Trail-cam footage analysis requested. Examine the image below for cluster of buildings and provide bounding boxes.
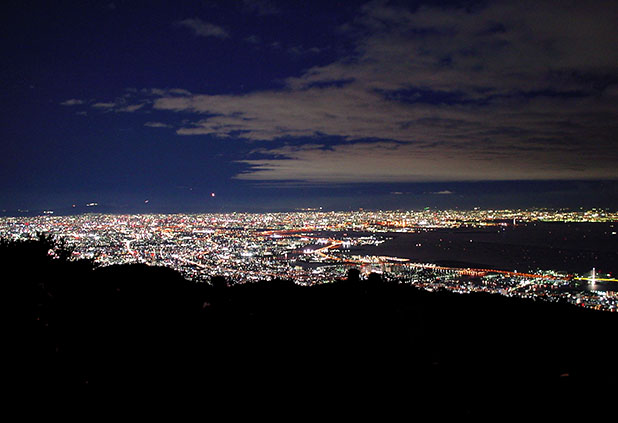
[1,209,616,311]
[383,264,617,312]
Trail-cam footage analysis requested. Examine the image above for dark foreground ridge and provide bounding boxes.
[4,236,617,415]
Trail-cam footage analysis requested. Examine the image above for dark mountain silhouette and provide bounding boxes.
[4,235,616,416]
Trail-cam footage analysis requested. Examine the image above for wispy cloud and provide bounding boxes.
[176,18,229,39]
[287,45,323,56]
[144,121,172,128]
[60,98,84,106]
[90,100,145,112]
[244,34,261,44]
[92,102,116,109]
[118,103,144,112]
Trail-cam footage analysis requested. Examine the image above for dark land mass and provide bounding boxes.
[4,236,617,416]
[354,222,618,276]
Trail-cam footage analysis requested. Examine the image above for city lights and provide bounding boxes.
[1,208,616,311]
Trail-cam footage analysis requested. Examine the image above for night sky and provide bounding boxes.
[2,0,617,214]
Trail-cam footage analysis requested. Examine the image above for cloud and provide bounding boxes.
[140,88,192,97]
[118,103,144,112]
[90,100,145,112]
[244,34,261,44]
[288,0,618,94]
[431,190,454,195]
[60,99,84,106]
[176,18,229,39]
[77,88,191,117]
[144,121,172,128]
[92,102,116,109]
[234,141,616,183]
[287,45,324,56]
[94,1,618,183]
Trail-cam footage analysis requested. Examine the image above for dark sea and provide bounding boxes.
[330,222,618,277]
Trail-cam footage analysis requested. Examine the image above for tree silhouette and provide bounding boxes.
[2,234,617,416]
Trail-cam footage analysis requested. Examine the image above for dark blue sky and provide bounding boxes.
[2,0,617,214]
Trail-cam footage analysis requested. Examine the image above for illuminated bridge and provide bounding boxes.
[574,268,618,283]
